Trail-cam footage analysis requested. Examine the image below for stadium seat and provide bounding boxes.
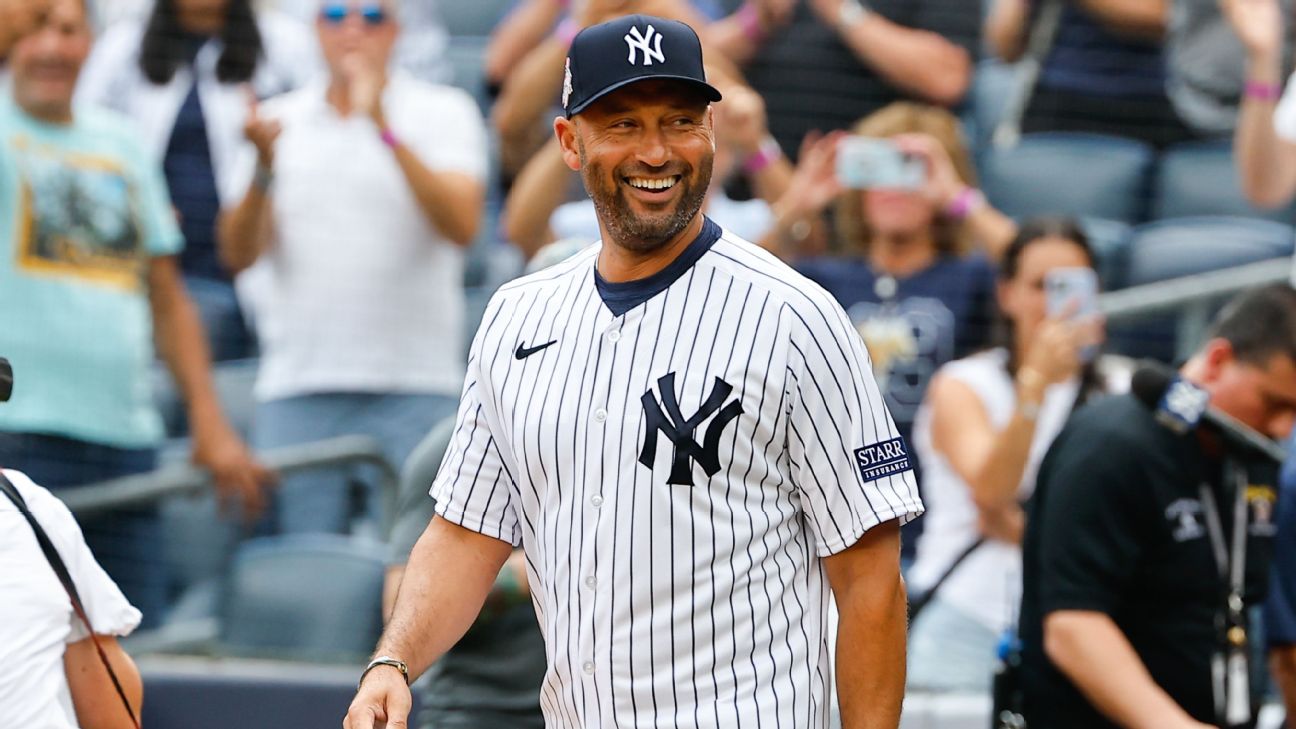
[967,60,1018,147]
[401,417,456,501]
[1106,216,1295,361]
[219,535,388,663]
[439,0,513,37]
[446,36,492,113]
[1152,140,1296,222]
[979,133,1156,224]
[1078,217,1133,290]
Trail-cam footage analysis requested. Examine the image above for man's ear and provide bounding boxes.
[1199,337,1237,384]
[554,117,583,172]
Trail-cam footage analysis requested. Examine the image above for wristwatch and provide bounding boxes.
[359,656,409,690]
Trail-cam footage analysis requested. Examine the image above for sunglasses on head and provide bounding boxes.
[319,3,388,26]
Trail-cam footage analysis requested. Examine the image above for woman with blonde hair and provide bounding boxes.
[767,101,1017,559]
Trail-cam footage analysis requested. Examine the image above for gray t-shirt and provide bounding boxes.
[389,431,547,729]
[1167,0,1295,134]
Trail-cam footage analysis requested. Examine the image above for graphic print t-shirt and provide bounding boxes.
[0,98,183,447]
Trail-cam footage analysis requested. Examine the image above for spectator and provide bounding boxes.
[0,0,270,627]
[274,0,451,84]
[77,0,318,362]
[988,0,1196,148]
[739,0,978,161]
[1165,0,1294,138]
[1018,284,1296,729]
[385,424,547,729]
[1,468,143,729]
[501,82,792,258]
[779,103,1014,477]
[1225,0,1296,207]
[218,0,487,535]
[906,218,1106,691]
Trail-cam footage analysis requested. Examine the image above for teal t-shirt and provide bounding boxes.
[0,97,183,448]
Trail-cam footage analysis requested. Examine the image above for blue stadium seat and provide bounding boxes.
[1152,141,1296,222]
[219,535,388,663]
[1078,217,1133,290]
[1107,217,1295,361]
[980,133,1156,223]
[968,60,1018,147]
[447,36,492,113]
[439,0,513,36]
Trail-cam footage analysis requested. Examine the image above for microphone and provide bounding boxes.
[1131,361,1287,463]
[0,358,10,403]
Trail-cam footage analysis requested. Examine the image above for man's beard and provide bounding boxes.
[578,142,713,254]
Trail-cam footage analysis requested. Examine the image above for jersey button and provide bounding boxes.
[590,494,604,508]
[593,408,607,422]
[608,330,621,343]
[582,662,595,675]
[584,576,597,589]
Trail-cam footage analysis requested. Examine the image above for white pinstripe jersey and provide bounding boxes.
[431,218,923,728]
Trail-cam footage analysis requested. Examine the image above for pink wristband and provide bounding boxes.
[944,187,985,220]
[379,127,400,149]
[743,137,782,175]
[735,2,765,43]
[555,18,580,47]
[1245,80,1283,102]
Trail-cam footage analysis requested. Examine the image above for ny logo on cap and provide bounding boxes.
[624,24,666,66]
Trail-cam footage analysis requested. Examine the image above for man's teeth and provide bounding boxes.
[628,177,678,191]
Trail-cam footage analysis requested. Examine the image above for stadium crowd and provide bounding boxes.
[5,0,1296,727]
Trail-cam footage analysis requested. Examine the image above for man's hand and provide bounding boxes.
[243,99,283,169]
[0,0,50,59]
[1221,0,1284,63]
[341,52,387,124]
[343,665,412,729]
[191,422,274,521]
[714,85,771,159]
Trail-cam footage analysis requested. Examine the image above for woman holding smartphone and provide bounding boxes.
[905,217,1107,691]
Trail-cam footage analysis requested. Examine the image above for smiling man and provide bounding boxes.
[346,14,921,729]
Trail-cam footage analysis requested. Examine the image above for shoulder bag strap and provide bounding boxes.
[0,471,141,729]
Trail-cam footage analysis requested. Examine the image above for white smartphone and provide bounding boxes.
[1044,268,1099,320]
[835,136,925,190]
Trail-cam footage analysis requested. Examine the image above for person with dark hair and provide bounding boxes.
[905,217,1107,691]
[76,0,317,361]
[1018,283,1296,728]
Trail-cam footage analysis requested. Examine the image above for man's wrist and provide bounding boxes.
[742,136,782,175]
[837,0,871,32]
[359,656,409,690]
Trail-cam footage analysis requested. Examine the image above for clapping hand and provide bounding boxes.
[1221,0,1284,62]
[243,96,283,169]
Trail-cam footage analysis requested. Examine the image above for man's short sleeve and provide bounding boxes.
[1274,72,1296,143]
[7,470,142,640]
[430,318,522,546]
[1032,428,1149,617]
[785,296,924,557]
[400,86,488,182]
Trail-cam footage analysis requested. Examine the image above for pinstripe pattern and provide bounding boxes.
[431,222,923,728]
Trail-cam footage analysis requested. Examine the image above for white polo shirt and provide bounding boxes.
[432,220,923,727]
[0,470,140,729]
[228,73,487,401]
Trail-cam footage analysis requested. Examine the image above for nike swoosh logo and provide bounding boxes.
[515,340,558,360]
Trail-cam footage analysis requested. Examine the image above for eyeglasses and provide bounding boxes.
[319,3,389,26]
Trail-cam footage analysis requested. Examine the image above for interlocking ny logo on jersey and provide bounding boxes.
[624,25,665,66]
[639,373,743,485]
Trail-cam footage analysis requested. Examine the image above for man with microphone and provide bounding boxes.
[1017,283,1296,729]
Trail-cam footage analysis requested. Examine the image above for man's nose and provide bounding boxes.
[1269,409,1296,442]
[635,127,670,168]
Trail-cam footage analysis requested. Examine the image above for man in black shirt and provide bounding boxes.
[1019,284,1296,729]
[739,0,979,161]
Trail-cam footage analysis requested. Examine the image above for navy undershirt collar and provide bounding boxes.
[594,217,722,317]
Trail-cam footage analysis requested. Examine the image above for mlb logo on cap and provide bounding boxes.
[563,14,723,117]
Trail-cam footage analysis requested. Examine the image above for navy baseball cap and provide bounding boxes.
[562,14,723,118]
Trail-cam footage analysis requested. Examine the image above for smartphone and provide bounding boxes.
[1044,268,1099,321]
[835,136,925,190]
